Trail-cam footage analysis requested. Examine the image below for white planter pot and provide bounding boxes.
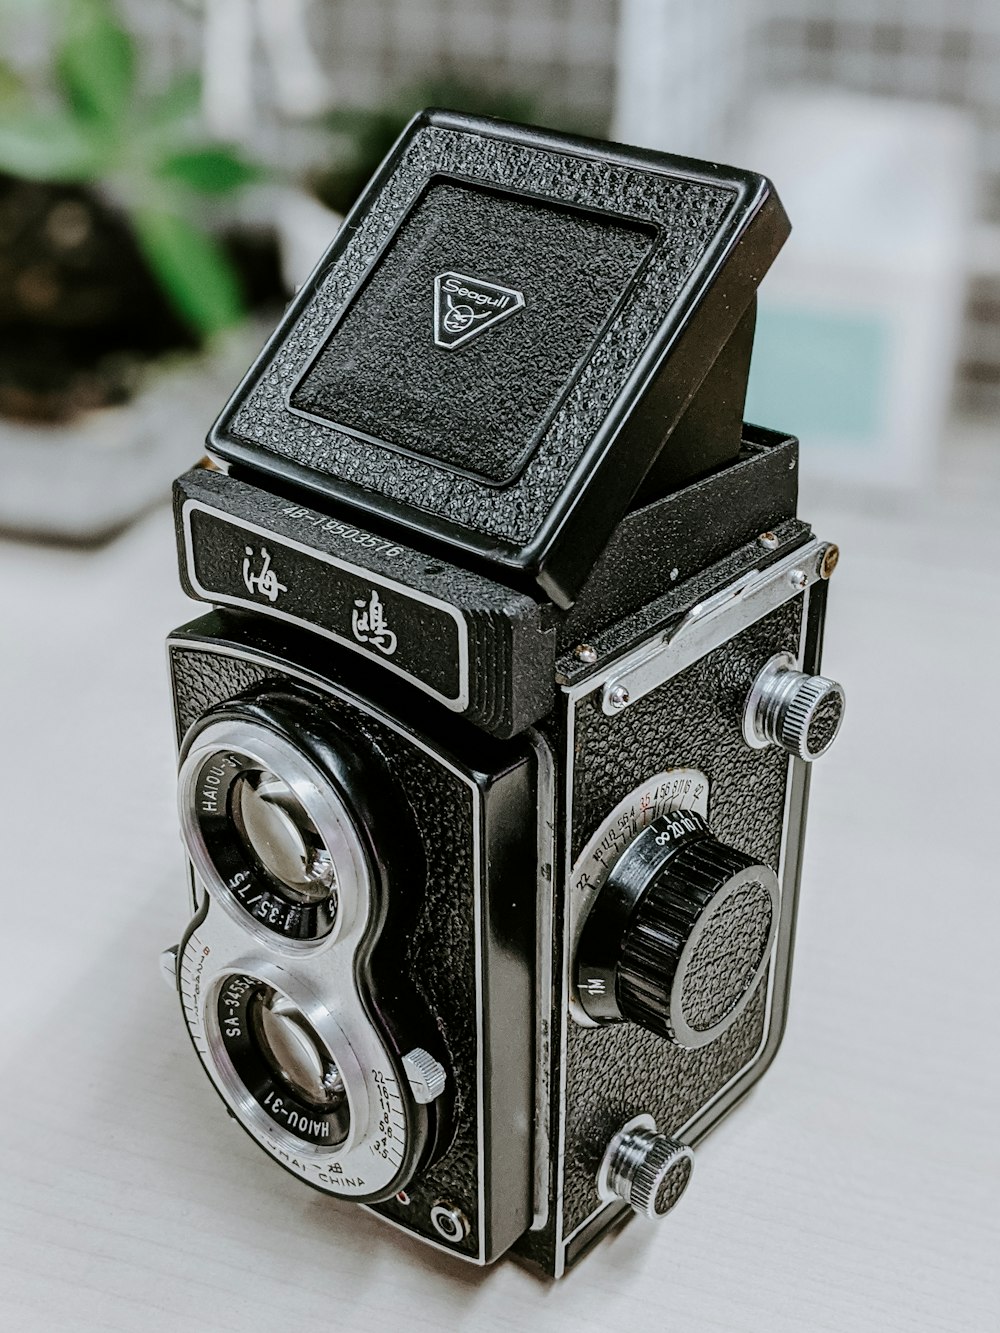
[0,322,268,542]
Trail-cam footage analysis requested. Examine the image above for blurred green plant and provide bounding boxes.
[314,80,541,215]
[0,0,262,338]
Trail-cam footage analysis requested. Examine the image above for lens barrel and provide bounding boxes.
[175,689,441,1206]
[215,974,351,1149]
[177,699,376,946]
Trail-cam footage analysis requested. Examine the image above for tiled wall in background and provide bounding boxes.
[756,0,1000,408]
[613,0,758,159]
[107,1,620,165]
[307,0,619,130]
[759,0,1000,218]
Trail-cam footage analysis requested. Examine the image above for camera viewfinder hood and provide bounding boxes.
[208,109,790,608]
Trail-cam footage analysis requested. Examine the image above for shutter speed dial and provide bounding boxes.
[575,809,778,1048]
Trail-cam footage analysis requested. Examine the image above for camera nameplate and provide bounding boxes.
[182,500,471,710]
[175,466,556,737]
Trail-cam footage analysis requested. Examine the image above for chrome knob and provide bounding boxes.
[401,1047,447,1104]
[743,653,845,760]
[598,1115,694,1220]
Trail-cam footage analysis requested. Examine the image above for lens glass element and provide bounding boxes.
[218,975,350,1148]
[233,769,335,904]
[253,991,345,1107]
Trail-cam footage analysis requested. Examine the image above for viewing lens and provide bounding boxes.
[233,769,336,904]
[184,744,346,942]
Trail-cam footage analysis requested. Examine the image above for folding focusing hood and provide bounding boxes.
[209,110,790,607]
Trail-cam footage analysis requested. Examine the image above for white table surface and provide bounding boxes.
[1,430,998,1332]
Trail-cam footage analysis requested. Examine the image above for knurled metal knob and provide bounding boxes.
[598,1116,694,1220]
[743,653,845,761]
[401,1047,447,1104]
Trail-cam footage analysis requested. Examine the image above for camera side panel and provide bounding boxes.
[513,593,811,1277]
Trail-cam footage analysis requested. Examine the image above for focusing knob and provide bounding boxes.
[743,653,845,760]
[598,1115,694,1220]
[575,810,778,1048]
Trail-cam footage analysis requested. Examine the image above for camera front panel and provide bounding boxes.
[167,615,548,1263]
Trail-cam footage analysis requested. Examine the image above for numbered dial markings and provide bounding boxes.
[569,768,709,1024]
[178,931,411,1198]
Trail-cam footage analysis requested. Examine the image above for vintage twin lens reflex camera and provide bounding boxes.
[161,111,846,1277]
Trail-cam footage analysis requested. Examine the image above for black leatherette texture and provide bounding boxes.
[169,640,484,1258]
[292,180,654,484]
[226,125,734,545]
[560,600,801,1240]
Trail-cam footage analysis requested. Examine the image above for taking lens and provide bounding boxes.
[218,975,351,1148]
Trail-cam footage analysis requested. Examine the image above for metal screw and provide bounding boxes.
[789,569,808,590]
[575,643,598,665]
[607,684,631,712]
[819,544,840,580]
[757,531,780,551]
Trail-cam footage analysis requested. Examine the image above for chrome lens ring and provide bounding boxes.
[178,716,369,950]
[204,966,369,1159]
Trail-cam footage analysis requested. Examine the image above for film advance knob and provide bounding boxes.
[743,653,845,760]
[575,811,779,1048]
[598,1116,694,1220]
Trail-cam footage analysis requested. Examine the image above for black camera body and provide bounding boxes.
[163,111,844,1277]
